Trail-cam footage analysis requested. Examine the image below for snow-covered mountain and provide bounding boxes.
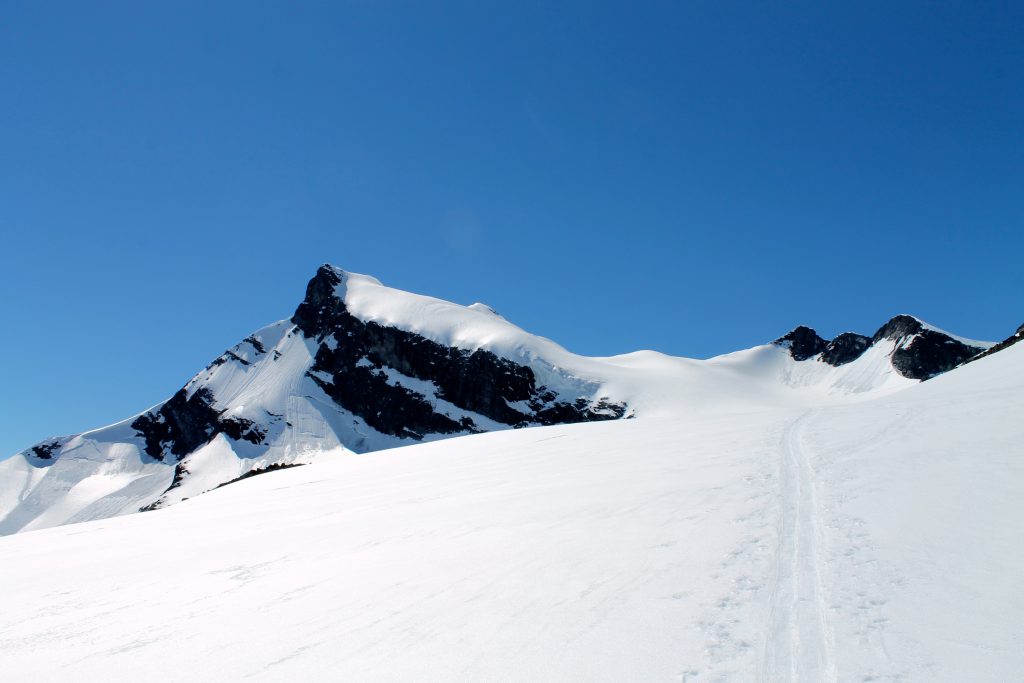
[0,265,999,535]
[772,314,993,379]
[1,297,1021,681]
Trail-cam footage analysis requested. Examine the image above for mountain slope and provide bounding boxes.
[0,266,998,535]
[0,332,1020,681]
[963,321,1024,365]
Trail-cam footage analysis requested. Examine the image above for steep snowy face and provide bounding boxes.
[773,314,993,380]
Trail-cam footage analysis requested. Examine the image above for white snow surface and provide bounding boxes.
[0,335,1021,681]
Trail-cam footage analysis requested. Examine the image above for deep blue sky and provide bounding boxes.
[2,1,1021,456]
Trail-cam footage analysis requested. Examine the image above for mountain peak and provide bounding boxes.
[772,314,994,380]
[773,326,828,361]
[870,314,992,380]
[820,332,873,366]
[317,262,345,276]
[304,265,384,309]
[873,314,925,342]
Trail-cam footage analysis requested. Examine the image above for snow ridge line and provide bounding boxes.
[762,410,837,683]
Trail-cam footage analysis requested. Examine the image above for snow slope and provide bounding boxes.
[0,340,1020,681]
[8,266,977,537]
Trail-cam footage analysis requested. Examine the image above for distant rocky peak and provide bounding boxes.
[773,326,828,361]
[774,313,992,381]
[123,263,628,511]
[872,314,925,342]
[289,265,626,440]
[291,264,348,339]
[874,315,988,380]
[820,332,872,367]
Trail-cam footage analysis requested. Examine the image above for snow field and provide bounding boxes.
[1,346,1021,680]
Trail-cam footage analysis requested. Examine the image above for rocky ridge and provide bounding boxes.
[773,314,991,380]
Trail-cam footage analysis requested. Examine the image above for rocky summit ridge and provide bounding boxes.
[773,314,993,380]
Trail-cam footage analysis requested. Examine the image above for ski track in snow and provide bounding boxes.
[762,410,836,683]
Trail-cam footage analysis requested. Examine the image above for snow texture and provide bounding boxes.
[0,336,1021,681]
[0,267,1019,680]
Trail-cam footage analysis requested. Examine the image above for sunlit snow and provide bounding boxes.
[0,271,1019,681]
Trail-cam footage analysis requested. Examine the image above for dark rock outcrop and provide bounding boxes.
[214,462,306,490]
[120,263,625,506]
[30,440,61,462]
[820,332,872,367]
[292,265,626,440]
[774,314,989,380]
[28,439,65,462]
[131,387,266,462]
[775,326,875,367]
[773,326,828,361]
[872,314,925,343]
[873,315,986,380]
[242,335,267,354]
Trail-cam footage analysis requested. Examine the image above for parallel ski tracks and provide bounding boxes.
[762,410,836,683]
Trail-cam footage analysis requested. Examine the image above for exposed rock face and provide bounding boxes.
[292,266,627,440]
[773,326,828,361]
[887,331,981,380]
[29,439,66,462]
[874,315,986,380]
[131,387,265,462]
[820,332,872,366]
[127,264,625,473]
[775,314,989,380]
[872,314,924,343]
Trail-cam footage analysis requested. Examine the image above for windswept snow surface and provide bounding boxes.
[1,341,1021,680]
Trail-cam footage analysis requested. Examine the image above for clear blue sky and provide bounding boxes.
[2,1,1021,456]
